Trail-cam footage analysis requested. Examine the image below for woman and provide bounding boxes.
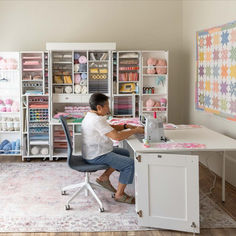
[81,93,144,204]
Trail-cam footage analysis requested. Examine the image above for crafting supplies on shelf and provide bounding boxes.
[119,72,138,81]
[53,125,73,157]
[113,96,133,116]
[52,51,73,94]
[141,51,168,122]
[21,52,44,95]
[74,51,88,94]
[112,52,117,94]
[0,52,21,156]
[0,115,20,132]
[21,69,50,160]
[117,51,140,96]
[29,109,48,122]
[44,52,49,94]
[88,51,109,94]
[50,49,111,95]
[119,82,139,94]
[28,96,49,123]
[0,138,21,154]
[52,104,90,122]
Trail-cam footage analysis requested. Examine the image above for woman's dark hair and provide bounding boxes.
[89,93,109,111]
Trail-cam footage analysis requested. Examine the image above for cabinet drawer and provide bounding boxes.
[52,94,90,103]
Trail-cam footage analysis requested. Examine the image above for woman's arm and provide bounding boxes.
[110,125,125,131]
[105,126,144,141]
[110,124,138,131]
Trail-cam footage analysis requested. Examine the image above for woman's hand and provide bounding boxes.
[134,126,144,134]
[126,124,136,129]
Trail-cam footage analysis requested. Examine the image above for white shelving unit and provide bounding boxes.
[20,51,50,161]
[111,51,141,117]
[46,43,116,159]
[0,46,168,160]
[0,52,21,156]
[140,51,168,122]
[111,50,168,121]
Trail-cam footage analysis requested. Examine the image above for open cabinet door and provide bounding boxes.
[135,153,199,233]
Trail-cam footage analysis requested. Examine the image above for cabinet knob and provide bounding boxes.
[157,155,162,158]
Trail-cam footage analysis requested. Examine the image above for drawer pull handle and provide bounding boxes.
[157,155,162,158]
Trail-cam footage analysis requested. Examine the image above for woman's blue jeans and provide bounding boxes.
[86,147,134,185]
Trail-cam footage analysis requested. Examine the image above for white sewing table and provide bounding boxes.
[124,126,236,233]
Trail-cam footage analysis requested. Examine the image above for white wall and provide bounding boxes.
[182,0,236,187]
[0,0,184,123]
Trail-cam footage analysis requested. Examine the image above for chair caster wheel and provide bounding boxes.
[61,191,66,195]
[111,193,115,198]
[65,205,70,210]
[99,207,105,212]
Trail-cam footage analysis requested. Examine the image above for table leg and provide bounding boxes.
[222,151,226,203]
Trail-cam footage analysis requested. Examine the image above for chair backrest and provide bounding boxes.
[59,116,73,162]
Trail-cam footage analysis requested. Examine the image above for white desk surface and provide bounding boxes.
[126,126,236,153]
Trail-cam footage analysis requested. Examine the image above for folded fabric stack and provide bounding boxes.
[64,105,90,118]
[0,139,20,154]
[114,97,132,115]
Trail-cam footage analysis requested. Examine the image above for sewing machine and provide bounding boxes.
[140,115,167,143]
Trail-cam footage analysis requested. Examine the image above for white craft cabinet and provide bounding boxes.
[0,47,169,160]
[50,50,111,96]
[111,51,141,117]
[0,52,21,156]
[47,43,115,159]
[111,50,168,122]
[20,51,50,161]
[135,152,199,233]
[140,51,168,122]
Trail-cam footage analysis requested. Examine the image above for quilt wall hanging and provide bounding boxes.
[196,20,236,121]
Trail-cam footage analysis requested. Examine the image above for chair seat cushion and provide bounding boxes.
[68,155,108,172]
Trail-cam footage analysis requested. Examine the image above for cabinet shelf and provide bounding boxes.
[0,131,20,133]
[0,69,18,72]
[119,70,139,72]
[142,93,167,96]
[0,112,20,114]
[23,69,43,71]
[143,66,167,68]
[22,57,42,60]
[142,110,167,113]
[143,74,167,76]
[89,60,109,62]
[53,62,72,64]
[22,79,43,82]
[29,142,49,145]
[118,81,139,83]
[52,83,72,85]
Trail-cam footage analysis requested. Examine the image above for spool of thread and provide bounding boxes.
[40,147,49,155]
[153,112,157,119]
[142,139,150,147]
[80,79,87,86]
[81,72,87,80]
[65,86,72,94]
[79,55,87,64]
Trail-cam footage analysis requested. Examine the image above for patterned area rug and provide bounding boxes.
[0,162,235,232]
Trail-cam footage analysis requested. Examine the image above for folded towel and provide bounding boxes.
[0,139,9,152]
[3,142,12,154]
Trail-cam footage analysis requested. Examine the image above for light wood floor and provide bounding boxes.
[1,157,236,236]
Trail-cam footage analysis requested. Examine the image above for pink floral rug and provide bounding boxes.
[0,162,235,232]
